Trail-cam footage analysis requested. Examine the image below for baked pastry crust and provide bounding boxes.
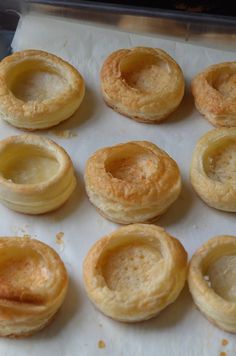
[83,224,188,322]
[192,62,236,127]
[190,128,236,212]
[188,235,236,333]
[0,49,85,130]
[100,47,185,123]
[85,141,181,224]
[0,236,68,337]
[0,134,76,214]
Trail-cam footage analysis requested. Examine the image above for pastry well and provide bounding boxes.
[0,237,68,337]
[83,224,188,322]
[85,141,182,224]
[188,235,236,333]
[100,47,185,123]
[0,49,85,130]
[0,134,76,214]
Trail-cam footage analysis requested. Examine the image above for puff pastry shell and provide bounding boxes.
[0,134,76,214]
[190,128,236,212]
[0,49,85,130]
[85,141,181,224]
[188,235,236,333]
[100,47,185,123]
[0,236,68,337]
[83,224,188,322]
[192,62,236,127]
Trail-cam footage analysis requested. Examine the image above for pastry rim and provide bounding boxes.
[188,235,236,332]
[85,140,181,224]
[0,134,73,194]
[191,61,236,127]
[190,128,236,212]
[0,236,68,337]
[100,46,185,123]
[0,49,85,129]
[0,134,77,214]
[83,224,188,322]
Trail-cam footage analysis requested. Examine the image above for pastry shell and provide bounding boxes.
[85,141,182,224]
[190,128,236,212]
[188,235,236,333]
[192,62,236,127]
[83,224,188,322]
[0,236,68,337]
[0,49,85,130]
[100,47,185,123]
[0,134,76,214]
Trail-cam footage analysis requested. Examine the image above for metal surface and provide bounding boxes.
[24,3,236,51]
[0,0,235,60]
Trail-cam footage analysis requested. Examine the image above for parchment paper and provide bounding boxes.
[0,12,235,356]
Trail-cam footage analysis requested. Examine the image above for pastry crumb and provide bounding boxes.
[221,339,229,346]
[22,234,32,239]
[51,129,77,139]
[220,352,227,356]
[56,232,64,245]
[98,340,106,349]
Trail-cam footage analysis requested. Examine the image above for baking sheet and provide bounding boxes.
[0,12,235,356]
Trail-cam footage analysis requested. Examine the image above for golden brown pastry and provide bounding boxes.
[0,236,68,337]
[190,128,236,212]
[85,141,181,224]
[83,224,188,322]
[0,49,85,130]
[192,62,236,127]
[0,134,76,214]
[188,235,236,333]
[100,47,185,123]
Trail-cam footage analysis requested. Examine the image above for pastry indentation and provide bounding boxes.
[204,139,236,184]
[120,52,170,93]
[0,246,49,303]
[207,255,236,302]
[212,70,236,99]
[10,68,66,102]
[105,144,158,183]
[101,242,163,292]
[0,144,59,184]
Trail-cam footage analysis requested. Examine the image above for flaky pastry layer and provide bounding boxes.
[0,134,76,214]
[83,224,188,322]
[192,62,236,127]
[85,141,181,224]
[190,128,236,212]
[0,49,85,130]
[100,47,185,123]
[0,237,68,337]
[188,235,236,333]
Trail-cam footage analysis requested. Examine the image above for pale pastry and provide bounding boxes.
[100,47,185,123]
[188,235,236,333]
[0,134,76,214]
[0,49,85,130]
[85,141,181,224]
[190,128,236,212]
[0,236,68,337]
[192,62,236,127]
[83,224,188,322]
